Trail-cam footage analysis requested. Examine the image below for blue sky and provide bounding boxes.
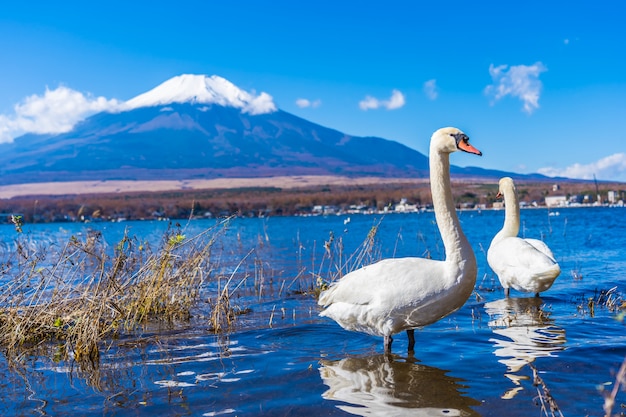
[1,1,625,181]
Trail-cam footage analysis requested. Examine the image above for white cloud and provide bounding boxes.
[358,89,405,111]
[0,75,281,143]
[242,91,276,115]
[538,153,626,182]
[386,90,405,109]
[484,62,547,114]
[295,98,309,108]
[358,95,380,110]
[0,85,120,143]
[423,79,438,100]
[295,98,321,108]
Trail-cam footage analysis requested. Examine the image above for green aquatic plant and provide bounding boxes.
[168,233,186,246]
[10,214,23,233]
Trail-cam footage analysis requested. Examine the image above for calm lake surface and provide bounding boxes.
[0,206,625,416]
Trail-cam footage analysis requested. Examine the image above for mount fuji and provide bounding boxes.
[0,74,544,186]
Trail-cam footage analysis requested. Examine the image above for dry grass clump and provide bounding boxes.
[0,212,387,368]
[207,248,255,333]
[575,286,626,318]
[0,217,233,364]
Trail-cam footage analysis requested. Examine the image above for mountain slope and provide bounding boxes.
[0,74,549,186]
[0,104,435,184]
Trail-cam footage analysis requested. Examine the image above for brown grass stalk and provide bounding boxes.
[312,217,384,296]
[602,356,626,417]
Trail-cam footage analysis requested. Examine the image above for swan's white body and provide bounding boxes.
[487,177,560,296]
[318,127,481,351]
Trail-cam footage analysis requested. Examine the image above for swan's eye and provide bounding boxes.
[451,133,470,147]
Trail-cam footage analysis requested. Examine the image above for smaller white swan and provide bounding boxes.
[487,177,560,297]
[318,127,482,352]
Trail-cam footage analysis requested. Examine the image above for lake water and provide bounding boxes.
[0,206,625,416]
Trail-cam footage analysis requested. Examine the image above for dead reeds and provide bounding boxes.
[530,363,564,417]
[0,211,387,370]
[0,217,233,365]
[575,286,626,318]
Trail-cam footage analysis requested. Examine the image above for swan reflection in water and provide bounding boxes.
[485,297,566,399]
[319,354,481,416]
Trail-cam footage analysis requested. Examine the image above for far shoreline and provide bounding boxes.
[1,175,624,200]
[0,175,623,223]
[0,176,434,200]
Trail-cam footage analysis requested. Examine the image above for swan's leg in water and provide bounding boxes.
[384,335,393,352]
[407,329,415,352]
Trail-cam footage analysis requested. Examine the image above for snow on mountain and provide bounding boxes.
[0,74,277,143]
[122,74,277,115]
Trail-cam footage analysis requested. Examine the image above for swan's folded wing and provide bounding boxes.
[488,237,560,293]
[318,257,445,308]
[318,270,375,307]
[489,237,554,270]
[524,238,557,262]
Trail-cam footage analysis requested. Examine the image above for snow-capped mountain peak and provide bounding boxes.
[123,74,277,115]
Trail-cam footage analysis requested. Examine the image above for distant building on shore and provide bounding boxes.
[394,198,418,213]
[545,196,568,207]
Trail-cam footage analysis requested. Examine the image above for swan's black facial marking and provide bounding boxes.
[450,132,482,155]
[450,132,470,149]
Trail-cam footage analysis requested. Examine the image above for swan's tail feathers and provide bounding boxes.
[533,263,561,290]
[542,263,561,280]
[317,284,338,308]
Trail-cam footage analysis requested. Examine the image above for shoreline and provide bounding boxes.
[0,176,433,199]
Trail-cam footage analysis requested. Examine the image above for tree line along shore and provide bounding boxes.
[0,179,624,224]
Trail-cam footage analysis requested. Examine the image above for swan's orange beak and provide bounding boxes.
[495,191,503,199]
[458,140,482,156]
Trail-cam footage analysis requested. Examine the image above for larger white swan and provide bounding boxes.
[487,177,561,297]
[318,127,482,352]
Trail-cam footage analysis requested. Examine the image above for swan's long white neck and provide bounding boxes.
[494,183,520,242]
[429,147,475,267]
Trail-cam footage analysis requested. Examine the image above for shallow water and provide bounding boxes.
[0,207,625,416]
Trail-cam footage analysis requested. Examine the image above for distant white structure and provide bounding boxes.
[608,191,618,204]
[569,195,583,204]
[394,198,418,212]
[545,196,567,207]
